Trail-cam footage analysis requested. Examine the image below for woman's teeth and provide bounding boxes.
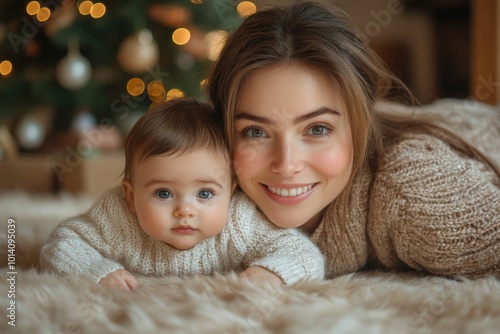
[267,184,313,197]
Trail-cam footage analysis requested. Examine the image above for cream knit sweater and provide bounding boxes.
[41,189,325,285]
[311,99,500,278]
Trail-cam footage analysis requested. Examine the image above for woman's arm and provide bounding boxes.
[368,135,500,277]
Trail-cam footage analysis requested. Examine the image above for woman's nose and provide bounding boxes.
[174,202,194,218]
[270,138,304,177]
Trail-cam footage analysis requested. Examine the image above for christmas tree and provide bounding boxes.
[0,0,254,155]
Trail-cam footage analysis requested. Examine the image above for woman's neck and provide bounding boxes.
[300,210,324,235]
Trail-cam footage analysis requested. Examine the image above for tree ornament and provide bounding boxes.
[118,29,159,74]
[56,42,92,90]
[15,115,45,150]
[71,110,97,132]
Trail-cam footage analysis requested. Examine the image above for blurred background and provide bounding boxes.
[0,0,498,198]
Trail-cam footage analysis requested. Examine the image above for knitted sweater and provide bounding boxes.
[41,189,325,285]
[311,99,500,278]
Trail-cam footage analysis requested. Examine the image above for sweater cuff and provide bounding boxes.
[251,254,324,285]
[82,258,124,283]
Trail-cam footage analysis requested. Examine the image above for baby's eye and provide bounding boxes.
[156,190,172,199]
[197,190,214,199]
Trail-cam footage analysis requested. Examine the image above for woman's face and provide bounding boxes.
[233,64,353,232]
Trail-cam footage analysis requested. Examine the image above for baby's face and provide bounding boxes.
[123,148,233,250]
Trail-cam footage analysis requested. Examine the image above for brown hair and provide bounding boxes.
[207,1,499,223]
[123,98,228,179]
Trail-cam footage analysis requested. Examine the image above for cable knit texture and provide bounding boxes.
[40,189,325,285]
[311,99,500,278]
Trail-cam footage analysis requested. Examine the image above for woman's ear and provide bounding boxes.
[121,178,136,212]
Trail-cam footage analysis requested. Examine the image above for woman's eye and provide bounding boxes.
[242,127,267,138]
[156,190,172,199]
[307,125,331,137]
[198,190,214,199]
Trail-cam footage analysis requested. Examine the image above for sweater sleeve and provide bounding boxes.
[226,192,325,285]
[368,135,500,277]
[40,187,129,282]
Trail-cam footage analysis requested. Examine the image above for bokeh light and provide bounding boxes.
[26,1,40,15]
[0,60,13,76]
[90,2,106,18]
[79,1,93,15]
[127,78,145,96]
[172,28,191,46]
[147,80,167,102]
[167,88,184,100]
[237,1,256,17]
[205,30,228,61]
[36,7,51,22]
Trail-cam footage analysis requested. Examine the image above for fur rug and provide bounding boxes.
[1,191,499,333]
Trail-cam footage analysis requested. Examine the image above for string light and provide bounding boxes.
[205,30,227,61]
[172,28,191,46]
[167,88,184,100]
[147,80,167,103]
[36,7,51,22]
[127,78,145,96]
[79,1,93,15]
[26,1,40,15]
[237,1,257,17]
[0,60,13,76]
[90,2,106,18]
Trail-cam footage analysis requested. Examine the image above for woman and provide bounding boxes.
[207,0,500,278]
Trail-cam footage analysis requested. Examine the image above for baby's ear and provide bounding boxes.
[121,178,136,212]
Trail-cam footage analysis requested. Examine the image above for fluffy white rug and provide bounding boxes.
[1,191,499,333]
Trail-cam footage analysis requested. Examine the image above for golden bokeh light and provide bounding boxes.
[172,28,191,46]
[0,60,13,76]
[147,80,167,102]
[205,30,228,61]
[26,1,41,15]
[237,1,257,17]
[199,79,207,88]
[79,1,93,15]
[191,0,203,3]
[90,2,106,18]
[167,88,184,100]
[127,78,145,96]
[36,7,51,22]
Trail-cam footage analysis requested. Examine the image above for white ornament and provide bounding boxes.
[118,29,159,74]
[16,116,45,150]
[72,110,97,132]
[56,46,92,90]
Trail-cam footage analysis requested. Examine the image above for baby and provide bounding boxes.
[40,98,325,290]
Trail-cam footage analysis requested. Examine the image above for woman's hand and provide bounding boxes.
[239,266,284,285]
[99,269,139,291]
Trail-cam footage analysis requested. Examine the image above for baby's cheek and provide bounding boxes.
[204,208,230,238]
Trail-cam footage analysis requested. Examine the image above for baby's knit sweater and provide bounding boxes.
[311,99,500,278]
[41,189,325,285]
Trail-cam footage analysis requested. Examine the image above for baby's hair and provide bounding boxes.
[123,98,229,179]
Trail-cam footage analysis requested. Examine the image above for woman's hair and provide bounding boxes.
[123,98,228,179]
[206,0,499,222]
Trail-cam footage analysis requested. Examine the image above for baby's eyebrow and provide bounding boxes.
[235,107,340,126]
[196,179,224,189]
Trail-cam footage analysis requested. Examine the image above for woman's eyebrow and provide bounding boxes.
[235,107,340,125]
